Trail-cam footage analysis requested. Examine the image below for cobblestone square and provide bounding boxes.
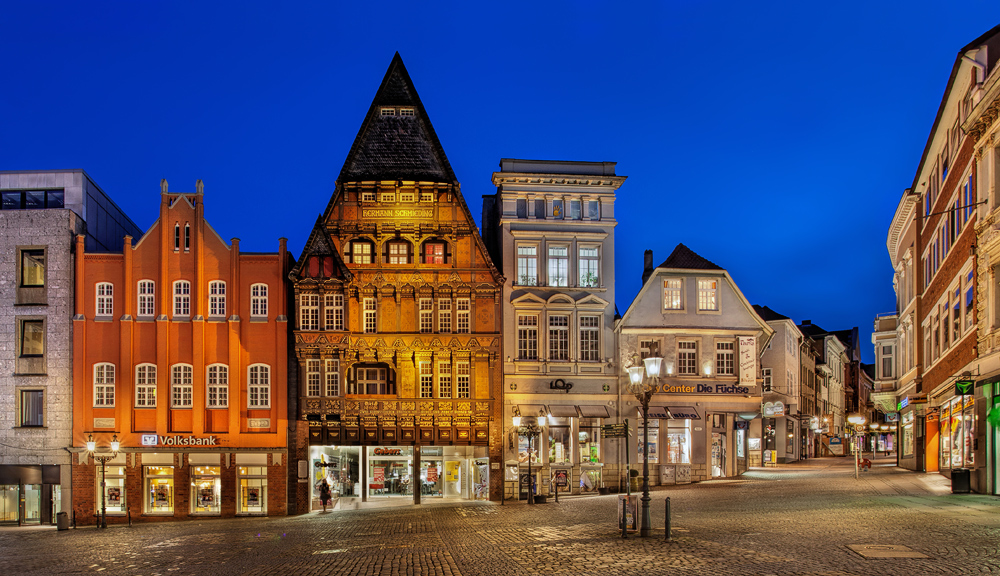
[2,456,998,575]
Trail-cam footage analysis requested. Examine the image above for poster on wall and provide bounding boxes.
[738,336,756,387]
[552,469,568,487]
[246,487,260,507]
[107,487,121,506]
[199,488,215,507]
[155,485,170,506]
[426,466,438,483]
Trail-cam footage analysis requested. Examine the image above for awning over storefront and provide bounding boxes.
[516,405,547,418]
[577,405,610,418]
[665,406,700,420]
[548,405,579,418]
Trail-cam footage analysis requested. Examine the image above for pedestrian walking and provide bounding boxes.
[320,481,331,512]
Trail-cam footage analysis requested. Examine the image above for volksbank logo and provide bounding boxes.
[140,434,218,447]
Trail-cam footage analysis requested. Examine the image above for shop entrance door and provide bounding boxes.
[22,485,41,524]
[711,434,725,478]
[0,485,17,524]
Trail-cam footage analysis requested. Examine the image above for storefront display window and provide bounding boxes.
[580,468,601,492]
[579,418,601,463]
[473,458,490,500]
[100,466,126,514]
[144,466,174,514]
[238,466,267,514]
[311,446,360,509]
[517,434,540,464]
[367,446,412,498]
[637,414,659,464]
[191,466,221,515]
[941,406,952,468]
[665,419,690,464]
[943,397,975,468]
[902,412,914,457]
[548,417,571,464]
[420,447,442,497]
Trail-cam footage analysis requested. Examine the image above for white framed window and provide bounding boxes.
[380,107,395,116]
[419,361,433,398]
[135,364,156,407]
[678,341,697,375]
[579,315,600,361]
[578,246,599,287]
[456,361,470,398]
[138,280,156,317]
[663,278,683,310]
[248,365,270,408]
[715,341,735,376]
[171,364,193,408]
[548,315,569,360]
[387,241,410,264]
[363,297,377,333]
[399,191,415,202]
[350,240,373,264]
[250,284,268,318]
[457,298,470,333]
[306,359,321,397]
[880,345,894,379]
[399,108,414,117]
[325,359,340,396]
[354,365,391,395]
[173,281,191,317]
[420,191,434,202]
[517,245,538,286]
[438,361,452,398]
[438,298,452,333]
[208,281,226,318]
[697,279,718,311]
[325,293,344,330]
[94,363,115,407]
[96,282,114,317]
[207,364,228,408]
[419,298,433,333]
[763,368,773,391]
[422,241,447,264]
[548,245,568,286]
[380,192,395,203]
[361,190,376,202]
[300,293,319,330]
[517,315,538,360]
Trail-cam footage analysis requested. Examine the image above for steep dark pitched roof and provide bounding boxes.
[797,321,828,339]
[753,305,790,322]
[861,363,875,379]
[658,243,723,271]
[288,215,352,282]
[337,53,457,184]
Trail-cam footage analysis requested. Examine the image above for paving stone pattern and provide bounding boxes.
[1,456,998,575]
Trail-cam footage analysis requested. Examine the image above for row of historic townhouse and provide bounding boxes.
[879,23,1000,494]
[2,54,868,527]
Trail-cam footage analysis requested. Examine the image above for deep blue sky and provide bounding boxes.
[5,2,1000,364]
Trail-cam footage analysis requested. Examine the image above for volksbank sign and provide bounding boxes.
[141,434,219,447]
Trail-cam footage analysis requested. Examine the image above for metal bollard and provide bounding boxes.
[665,497,672,541]
[621,499,628,539]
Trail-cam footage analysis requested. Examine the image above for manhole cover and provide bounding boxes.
[847,544,929,558]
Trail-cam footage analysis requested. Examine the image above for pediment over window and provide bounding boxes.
[511,293,547,306]
[576,294,610,308]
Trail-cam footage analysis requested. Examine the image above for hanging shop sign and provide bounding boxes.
[738,336,757,387]
[885,413,899,423]
[762,401,785,417]
[955,380,974,396]
[141,434,219,447]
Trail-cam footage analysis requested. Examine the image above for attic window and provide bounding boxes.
[420,192,434,202]
[361,190,376,202]
[399,192,414,203]
[380,107,396,116]
[399,108,414,117]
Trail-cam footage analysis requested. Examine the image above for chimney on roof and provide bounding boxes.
[642,250,653,284]
[802,320,811,325]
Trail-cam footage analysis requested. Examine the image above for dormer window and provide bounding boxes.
[380,107,396,116]
[400,108,414,117]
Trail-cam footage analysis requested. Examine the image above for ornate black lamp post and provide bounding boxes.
[86,433,119,529]
[513,410,546,504]
[626,355,662,538]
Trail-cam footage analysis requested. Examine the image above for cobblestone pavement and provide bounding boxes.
[2,455,999,575]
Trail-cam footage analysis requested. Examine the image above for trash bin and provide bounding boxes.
[951,468,971,494]
[56,511,69,531]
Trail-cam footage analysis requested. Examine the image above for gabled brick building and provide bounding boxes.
[72,180,291,524]
[290,54,503,512]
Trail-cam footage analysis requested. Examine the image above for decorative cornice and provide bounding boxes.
[492,173,627,189]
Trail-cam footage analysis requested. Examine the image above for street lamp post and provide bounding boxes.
[626,355,663,538]
[846,414,866,480]
[86,433,120,529]
[513,411,546,504]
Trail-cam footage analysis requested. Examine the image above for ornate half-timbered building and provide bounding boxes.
[291,54,503,512]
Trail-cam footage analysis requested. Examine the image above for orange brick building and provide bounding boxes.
[290,54,504,511]
[72,180,291,524]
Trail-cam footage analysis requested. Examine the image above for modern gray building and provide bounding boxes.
[482,159,626,497]
[0,170,141,526]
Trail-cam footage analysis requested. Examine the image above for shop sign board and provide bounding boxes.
[738,336,756,387]
[762,401,784,417]
[373,448,403,456]
[660,383,753,394]
[885,413,898,423]
[601,423,630,438]
[141,434,219,447]
[955,380,974,396]
[553,469,569,487]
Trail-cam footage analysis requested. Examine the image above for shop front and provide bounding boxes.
[0,465,61,526]
[308,445,488,509]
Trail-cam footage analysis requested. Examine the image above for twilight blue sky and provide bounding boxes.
[5,2,1000,364]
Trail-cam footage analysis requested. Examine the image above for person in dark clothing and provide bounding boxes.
[319,481,331,512]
